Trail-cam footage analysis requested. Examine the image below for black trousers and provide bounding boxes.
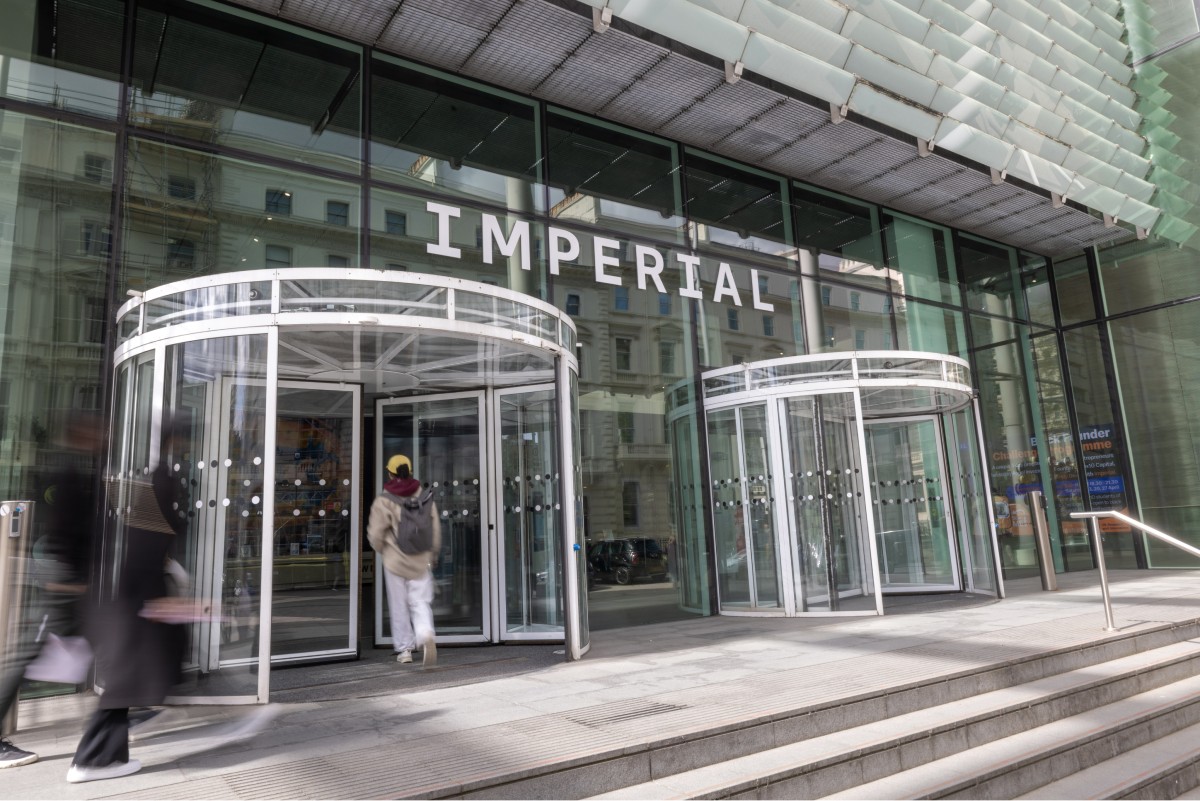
[73,708,129,767]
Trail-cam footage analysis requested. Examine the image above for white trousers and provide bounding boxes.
[382,569,434,652]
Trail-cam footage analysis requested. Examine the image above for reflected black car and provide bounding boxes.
[587,538,668,585]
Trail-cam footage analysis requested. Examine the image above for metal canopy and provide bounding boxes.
[227,0,1135,258]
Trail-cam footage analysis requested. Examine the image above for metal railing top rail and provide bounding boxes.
[1070,510,1200,631]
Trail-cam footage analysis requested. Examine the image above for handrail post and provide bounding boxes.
[1088,516,1117,632]
[1029,491,1057,591]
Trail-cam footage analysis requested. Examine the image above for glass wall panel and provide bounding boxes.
[895,298,966,357]
[0,113,112,510]
[1029,332,1087,571]
[793,185,883,268]
[569,239,695,629]
[369,187,544,295]
[668,390,711,615]
[882,212,958,305]
[696,261,802,369]
[1109,306,1200,566]
[546,110,681,242]
[959,236,1024,320]
[1062,326,1136,568]
[131,0,361,172]
[972,322,1041,578]
[808,278,894,355]
[1098,239,1200,316]
[943,407,997,593]
[0,0,124,118]
[123,139,360,292]
[684,152,790,263]
[1051,254,1095,326]
[1022,256,1055,329]
[372,57,540,211]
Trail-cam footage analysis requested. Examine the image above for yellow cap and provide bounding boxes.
[386,454,411,475]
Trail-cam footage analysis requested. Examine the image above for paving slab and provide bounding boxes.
[1,570,1198,799]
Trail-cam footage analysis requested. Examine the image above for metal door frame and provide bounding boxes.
[490,383,562,643]
[375,390,491,646]
[271,379,362,663]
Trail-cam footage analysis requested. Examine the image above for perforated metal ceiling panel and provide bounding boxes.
[224,0,1136,258]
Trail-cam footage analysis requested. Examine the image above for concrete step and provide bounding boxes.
[1020,719,1200,800]
[825,671,1200,800]
[586,640,1200,800]
[441,621,1200,800]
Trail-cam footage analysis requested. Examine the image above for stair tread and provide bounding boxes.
[1019,718,1200,799]
[825,674,1200,800]
[589,641,1200,800]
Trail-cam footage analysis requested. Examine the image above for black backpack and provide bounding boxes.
[387,489,435,555]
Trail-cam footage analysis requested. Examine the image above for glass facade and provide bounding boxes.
[6,0,1200,680]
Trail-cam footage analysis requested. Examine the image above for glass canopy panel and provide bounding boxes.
[144,282,273,332]
[546,109,683,243]
[0,0,124,118]
[371,56,541,211]
[130,0,362,172]
[278,278,447,319]
[685,152,791,263]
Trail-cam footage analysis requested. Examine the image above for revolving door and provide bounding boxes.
[105,269,586,704]
[674,352,1001,617]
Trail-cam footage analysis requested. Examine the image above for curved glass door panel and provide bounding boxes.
[377,394,486,644]
[109,334,269,703]
[865,418,959,591]
[271,382,360,662]
[708,408,749,608]
[497,386,562,638]
[782,393,873,613]
[945,407,1000,594]
[742,406,780,609]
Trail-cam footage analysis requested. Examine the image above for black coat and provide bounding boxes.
[92,463,187,710]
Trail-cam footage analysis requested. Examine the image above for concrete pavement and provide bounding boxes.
[3,569,1200,799]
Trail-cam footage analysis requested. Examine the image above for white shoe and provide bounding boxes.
[66,759,142,783]
[396,649,413,664]
[423,637,437,668]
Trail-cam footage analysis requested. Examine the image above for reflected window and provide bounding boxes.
[168,175,196,200]
[855,329,866,349]
[822,286,831,306]
[83,153,112,183]
[622,481,640,526]
[614,287,629,312]
[727,309,740,331]
[851,292,861,311]
[618,412,634,444]
[167,238,195,270]
[384,210,407,236]
[83,297,106,344]
[79,220,109,257]
[658,293,671,315]
[266,244,292,268]
[660,341,676,374]
[326,201,349,226]
[763,316,774,337]
[565,293,580,316]
[615,337,632,371]
[327,254,349,268]
[266,189,292,216]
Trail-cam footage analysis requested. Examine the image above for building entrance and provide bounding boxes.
[673,352,1002,617]
[375,387,562,647]
[106,269,586,704]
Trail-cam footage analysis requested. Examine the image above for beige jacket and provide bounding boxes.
[366,491,442,580]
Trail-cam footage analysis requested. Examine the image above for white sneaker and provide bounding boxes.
[396,649,413,664]
[423,637,437,668]
[66,759,142,783]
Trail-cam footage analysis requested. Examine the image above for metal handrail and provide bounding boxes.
[1070,510,1200,631]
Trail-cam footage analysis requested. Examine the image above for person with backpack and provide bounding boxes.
[367,454,440,667]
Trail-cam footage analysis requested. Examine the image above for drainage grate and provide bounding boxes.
[567,700,687,728]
